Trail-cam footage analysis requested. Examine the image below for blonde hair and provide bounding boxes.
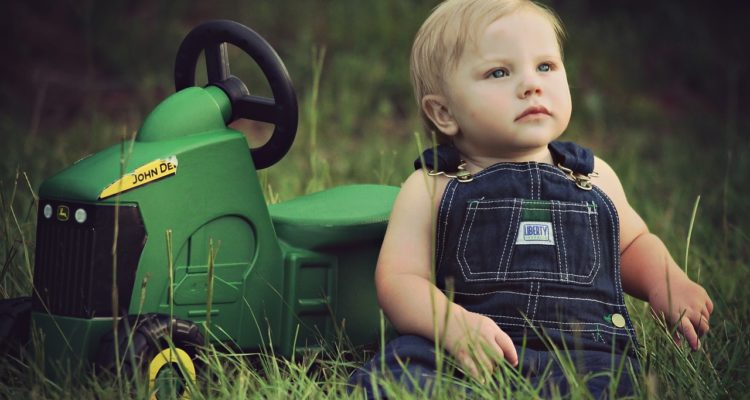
[410,0,565,142]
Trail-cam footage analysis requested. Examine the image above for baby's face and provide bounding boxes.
[442,10,572,158]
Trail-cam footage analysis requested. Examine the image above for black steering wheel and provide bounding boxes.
[174,20,298,170]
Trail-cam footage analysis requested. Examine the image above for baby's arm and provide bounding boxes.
[375,170,518,376]
[593,157,714,350]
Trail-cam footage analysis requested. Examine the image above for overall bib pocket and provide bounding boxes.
[456,198,601,285]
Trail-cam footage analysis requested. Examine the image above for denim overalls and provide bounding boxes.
[349,142,640,398]
[432,141,639,355]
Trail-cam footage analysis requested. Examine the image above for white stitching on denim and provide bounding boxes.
[592,187,639,343]
[476,199,592,208]
[474,198,594,212]
[465,274,576,281]
[468,163,591,184]
[531,282,540,321]
[451,288,622,306]
[567,202,601,284]
[588,202,600,284]
[592,189,621,303]
[528,162,535,201]
[535,163,540,199]
[437,181,458,271]
[472,164,568,181]
[489,314,619,325]
[439,167,603,286]
[486,271,591,278]
[536,163,541,200]
[464,201,593,282]
[562,202,572,281]
[551,200,564,282]
[536,163,540,198]
[435,182,447,271]
[433,158,640,347]
[456,199,478,280]
[499,199,522,280]
[495,199,515,280]
[495,324,628,336]
[486,316,630,335]
[455,198,601,281]
[525,282,534,317]
[473,206,594,214]
[557,201,571,281]
[459,198,603,281]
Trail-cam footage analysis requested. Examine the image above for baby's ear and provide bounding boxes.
[422,95,459,137]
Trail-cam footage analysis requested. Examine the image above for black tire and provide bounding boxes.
[0,297,31,356]
[94,314,204,399]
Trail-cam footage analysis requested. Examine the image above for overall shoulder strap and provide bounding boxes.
[548,141,595,175]
[415,141,595,175]
[413,144,462,172]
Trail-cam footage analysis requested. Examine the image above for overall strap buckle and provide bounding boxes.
[557,163,598,191]
[427,161,474,183]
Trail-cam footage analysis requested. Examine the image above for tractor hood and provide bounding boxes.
[39,86,235,202]
[39,132,238,202]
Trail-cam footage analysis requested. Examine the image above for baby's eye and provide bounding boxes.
[489,68,509,79]
[537,63,552,72]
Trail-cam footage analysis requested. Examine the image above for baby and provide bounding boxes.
[349,0,713,397]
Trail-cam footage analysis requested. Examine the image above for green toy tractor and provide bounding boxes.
[0,20,397,394]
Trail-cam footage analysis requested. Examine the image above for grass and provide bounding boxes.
[2,86,748,399]
[2,1,749,398]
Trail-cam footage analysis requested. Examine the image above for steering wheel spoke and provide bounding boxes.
[205,43,230,82]
[234,95,280,124]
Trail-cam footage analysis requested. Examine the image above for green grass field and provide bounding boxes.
[2,1,748,398]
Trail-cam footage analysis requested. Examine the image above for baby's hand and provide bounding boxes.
[647,274,714,350]
[443,309,518,379]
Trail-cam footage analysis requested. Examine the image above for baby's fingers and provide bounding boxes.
[679,316,701,350]
[456,351,480,380]
[459,348,495,382]
[671,329,681,346]
[494,330,518,366]
[473,345,495,376]
[696,311,710,337]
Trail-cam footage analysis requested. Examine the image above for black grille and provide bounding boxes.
[32,200,146,318]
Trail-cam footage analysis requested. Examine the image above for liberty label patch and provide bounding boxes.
[516,221,555,245]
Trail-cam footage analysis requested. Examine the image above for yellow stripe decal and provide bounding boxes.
[99,156,178,199]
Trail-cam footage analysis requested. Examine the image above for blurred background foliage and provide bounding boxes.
[1,0,747,147]
[2,0,749,265]
[2,0,748,224]
[1,0,748,248]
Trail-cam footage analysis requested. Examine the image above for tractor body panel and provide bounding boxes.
[269,184,399,355]
[33,87,285,366]
[31,312,112,375]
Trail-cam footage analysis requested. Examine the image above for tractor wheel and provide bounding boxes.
[94,314,204,399]
[0,297,31,356]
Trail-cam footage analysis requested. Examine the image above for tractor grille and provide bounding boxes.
[32,200,146,318]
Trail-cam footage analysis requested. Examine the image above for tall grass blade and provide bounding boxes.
[205,238,219,341]
[684,195,701,278]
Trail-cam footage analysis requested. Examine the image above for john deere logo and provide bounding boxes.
[57,205,70,221]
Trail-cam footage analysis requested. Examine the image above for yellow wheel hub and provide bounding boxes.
[148,347,196,400]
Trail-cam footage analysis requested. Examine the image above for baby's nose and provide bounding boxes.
[517,74,542,98]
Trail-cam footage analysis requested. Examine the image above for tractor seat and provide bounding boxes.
[268,184,399,249]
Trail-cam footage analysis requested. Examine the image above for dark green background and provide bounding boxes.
[2,0,748,142]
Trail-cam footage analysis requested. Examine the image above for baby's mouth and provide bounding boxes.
[515,106,551,121]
